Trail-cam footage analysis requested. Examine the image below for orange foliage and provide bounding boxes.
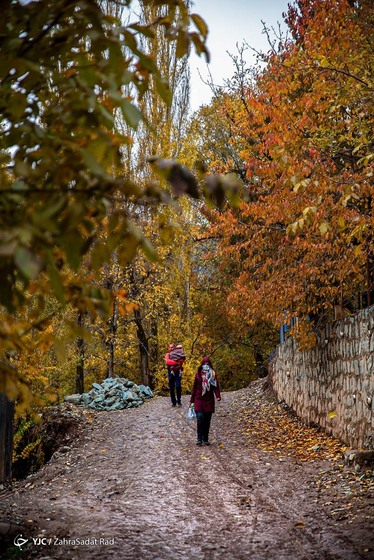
[202,0,373,341]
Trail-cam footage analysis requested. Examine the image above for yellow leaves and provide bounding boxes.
[357,151,374,169]
[303,206,318,226]
[15,437,42,462]
[290,176,311,193]
[53,338,67,364]
[286,206,318,238]
[0,372,21,402]
[191,13,208,40]
[238,398,345,463]
[328,411,337,419]
[318,56,330,68]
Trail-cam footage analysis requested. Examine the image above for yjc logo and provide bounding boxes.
[14,534,29,550]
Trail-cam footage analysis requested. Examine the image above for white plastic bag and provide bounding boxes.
[187,406,196,420]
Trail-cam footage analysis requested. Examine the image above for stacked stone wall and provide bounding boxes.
[268,306,374,449]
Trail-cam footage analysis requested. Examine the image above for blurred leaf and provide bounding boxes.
[129,23,155,39]
[140,237,160,263]
[14,247,43,280]
[81,149,109,178]
[53,338,67,363]
[176,30,189,58]
[121,98,142,129]
[148,157,199,198]
[191,13,208,39]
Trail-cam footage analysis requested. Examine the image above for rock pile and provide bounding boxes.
[64,377,154,411]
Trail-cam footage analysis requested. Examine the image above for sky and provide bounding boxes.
[189,0,290,110]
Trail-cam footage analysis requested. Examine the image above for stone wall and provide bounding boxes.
[268,306,374,449]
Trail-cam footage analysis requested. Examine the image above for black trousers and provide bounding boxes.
[196,411,212,443]
[168,370,181,405]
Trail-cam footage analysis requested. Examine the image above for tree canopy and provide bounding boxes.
[0,0,210,404]
[194,0,373,344]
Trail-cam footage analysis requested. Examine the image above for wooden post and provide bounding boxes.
[0,393,14,483]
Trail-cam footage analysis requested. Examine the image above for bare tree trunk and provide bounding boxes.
[134,307,151,387]
[0,394,14,483]
[149,316,159,380]
[108,299,119,378]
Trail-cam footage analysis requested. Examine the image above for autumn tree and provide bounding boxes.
[121,0,195,386]
[74,1,206,388]
[0,0,209,406]
[196,0,373,344]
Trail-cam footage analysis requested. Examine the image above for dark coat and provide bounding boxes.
[190,370,221,413]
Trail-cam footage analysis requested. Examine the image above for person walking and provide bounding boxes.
[165,343,185,407]
[190,357,221,445]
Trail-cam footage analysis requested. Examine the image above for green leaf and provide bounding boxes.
[88,137,109,162]
[154,76,172,105]
[12,180,29,192]
[129,23,155,39]
[121,99,142,129]
[61,234,85,271]
[14,247,43,280]
[14,159,31,177]
[90,243,111,271]
[118,233,141,264]
[140,237,160,263]
[81,149,109,178]
[48,263,65,304]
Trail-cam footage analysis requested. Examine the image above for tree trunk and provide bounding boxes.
[149,316,159,379]
[76,312,85,394]
[367,253,374,307]
[134,307,151,387]
[0,394,14,483]
[108,299,119,378]
[253,346,267,378]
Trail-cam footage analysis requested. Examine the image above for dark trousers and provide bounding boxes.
[168,370,181,405]
[196,411,212,443]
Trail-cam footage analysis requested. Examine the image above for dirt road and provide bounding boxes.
[0,381,373,559]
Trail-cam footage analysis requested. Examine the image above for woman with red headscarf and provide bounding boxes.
[190,357,221,445]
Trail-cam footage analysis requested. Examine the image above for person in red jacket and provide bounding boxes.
[165,344,185,407]
[190,357,221,445]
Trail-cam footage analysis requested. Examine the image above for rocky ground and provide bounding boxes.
[0,379,373,560]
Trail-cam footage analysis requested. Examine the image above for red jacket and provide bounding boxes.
[190,371,221,413]
[165,353,184,372]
